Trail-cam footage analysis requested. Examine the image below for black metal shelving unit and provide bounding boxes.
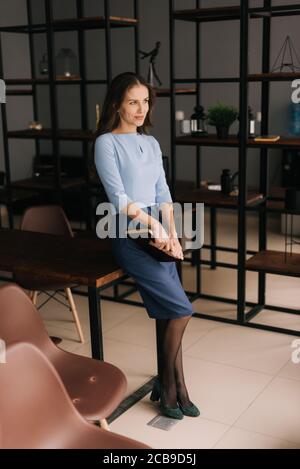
[169,0,300,337]
[0,0,140,228]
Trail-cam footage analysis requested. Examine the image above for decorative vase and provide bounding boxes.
[216,125,229,139]
[39,53,48,75]
[289,103,300,137]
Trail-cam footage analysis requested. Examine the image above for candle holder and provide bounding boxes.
[56,48,79,79]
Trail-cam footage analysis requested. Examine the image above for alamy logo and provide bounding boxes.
[95,202,204,250]
[0,339,6,364]
[291,338,300,364]
[0,79,6,104]
[291,79,300,104]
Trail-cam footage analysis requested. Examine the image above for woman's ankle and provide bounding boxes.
[176,383,192,406]
[161,384,178,408]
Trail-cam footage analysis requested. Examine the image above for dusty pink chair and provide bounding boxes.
[0,284,127,430]
[0,343,150,449]
[14,205,84,343]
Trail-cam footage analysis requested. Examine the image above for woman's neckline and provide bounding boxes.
[111,132,140,135]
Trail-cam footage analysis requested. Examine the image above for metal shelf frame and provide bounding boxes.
[0,0,140,228]
[168,0,300,337]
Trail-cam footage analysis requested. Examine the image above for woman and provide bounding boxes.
[94,72,199,420]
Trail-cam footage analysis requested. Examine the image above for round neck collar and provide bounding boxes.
[111,132,140,136]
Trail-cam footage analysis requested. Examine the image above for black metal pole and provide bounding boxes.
[0,35,13,227]
[169,0,176,198]
[196,0,201,188]
[134,0,140,75]
[26,0,40,163]
[88,286,104,360]
[192,0,202,294]
[76,0,92,230]
[45,0,61,203]
[192,201,201,295]
[210,206,217,269]
[258,0,271,306]
[237,0,249,323]
[104,0,112,85]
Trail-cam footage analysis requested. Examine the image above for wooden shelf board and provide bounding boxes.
[7,129,94,141]
[249,72,300,81]
[0,16,137,33]
[0,24,45,33]
[5,77,95,85]
[173,6,241,22]
[52,16,138,30]
[176,135,239,147]
[6,89,33,95]
[169,72,300,84]
[246,250,300,277]
[175,135,300,148]
[173,6,300,22]
[155,87,196,97]
[11,177,86,192]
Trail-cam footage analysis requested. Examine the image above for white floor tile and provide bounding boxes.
[110,395,229,449]
[180,356,273,425]
[214,426,300,449]
[251,309,300,333]
[185,324,294,374]
[235,376,300,444]
[278,351,300,381]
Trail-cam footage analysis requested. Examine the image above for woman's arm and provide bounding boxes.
[159,202,184,260]
[152,138,184,259]
[125,202,171,251]
[95,135,169,248]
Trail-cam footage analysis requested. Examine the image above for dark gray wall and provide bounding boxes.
[1,0,300,188]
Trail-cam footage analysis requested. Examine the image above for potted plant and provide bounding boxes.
[207,102,238,139]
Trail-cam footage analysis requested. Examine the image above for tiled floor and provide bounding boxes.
[3,210,300,448]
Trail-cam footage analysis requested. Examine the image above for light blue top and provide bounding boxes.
[94,132,172,212]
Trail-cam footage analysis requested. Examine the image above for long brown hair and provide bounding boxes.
[94,72,156,140]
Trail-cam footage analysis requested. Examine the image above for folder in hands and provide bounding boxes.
[125,228,183,262]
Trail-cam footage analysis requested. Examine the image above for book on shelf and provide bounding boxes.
[254,135,280,142]
[125,228,182,262]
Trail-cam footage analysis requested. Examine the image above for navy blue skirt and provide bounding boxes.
[110,206,193,320]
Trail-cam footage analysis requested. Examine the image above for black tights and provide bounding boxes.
[156,316,192,408]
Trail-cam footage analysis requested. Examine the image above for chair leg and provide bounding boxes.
[99,419,110,431]
[30,291,38,306]
[65,288,84,343]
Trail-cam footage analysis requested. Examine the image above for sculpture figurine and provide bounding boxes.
[139,41,162,87]
[271,35,300,73]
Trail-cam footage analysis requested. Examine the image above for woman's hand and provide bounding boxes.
[151,223,184,260]
[168,237,184,260]
[151,222,171,251]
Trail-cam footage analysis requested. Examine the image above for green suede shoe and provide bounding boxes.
[150,379,184,420]
[160,399,184,420]
[178,402,200,417]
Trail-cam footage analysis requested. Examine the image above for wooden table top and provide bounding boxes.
[0,229,124,288]
[176,188,264,207]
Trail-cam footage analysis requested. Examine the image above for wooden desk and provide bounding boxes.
[0,229,125,360]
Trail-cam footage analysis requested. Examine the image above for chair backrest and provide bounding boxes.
[21,205,73,237]
[0,343,150,449]
[0,342,81,448]
[0,284,54,356]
